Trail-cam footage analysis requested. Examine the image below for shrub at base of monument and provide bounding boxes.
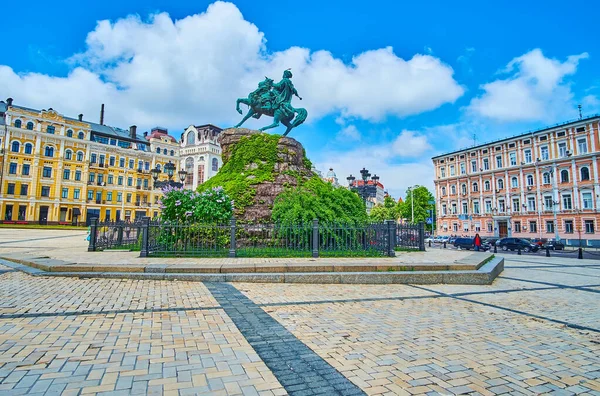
[160,185,233,223]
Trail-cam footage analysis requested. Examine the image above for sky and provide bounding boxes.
[1,0,599,199]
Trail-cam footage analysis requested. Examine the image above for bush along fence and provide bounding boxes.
[87,217,425,257]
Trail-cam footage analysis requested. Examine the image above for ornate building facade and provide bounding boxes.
[179,124,223,191]
[432,115,600,244]
[0,98,181,225]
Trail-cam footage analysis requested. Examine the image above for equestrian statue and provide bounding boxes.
[235,69,308,137]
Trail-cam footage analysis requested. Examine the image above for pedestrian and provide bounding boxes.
[474,233,482,251]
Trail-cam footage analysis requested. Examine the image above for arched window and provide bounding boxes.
[187,132,195,145]
[212,158,219,171]
[581,167,590,181]
[78,131,84,139]
[170,150,174,156]
[44,146,54,157]
[511,177,518,188]
[156,163,162,171]
[156,147,160,154]
[185,157,194,170]
[26,122,34,130]
[461,184,467,195]
[11,141,20,153]
[47,126,55,134]
[451,185,456,195]
[163,148,167,155]
[473,182,478,192]
[66,129,73,138]
[484,180,490,191]
[526,175,534,186]
[561,170,569,183]
[65,150,73,160]
[441,186,446,196]
[497,179,504,189]
[24,143,33,155]
[199,156,204,162]
[543,172,551,184]
[76,151,84,161]
[14,120,21,128]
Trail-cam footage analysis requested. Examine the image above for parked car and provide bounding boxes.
[531,238,548,247]
[439,236,450,243]
[482,238,498,250]
[454,237,474,250]
[425,236,434,243]
[543,239,565,250]
[496,237,539,252]
[448,236,457,244]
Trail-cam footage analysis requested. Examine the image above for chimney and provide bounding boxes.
[100,104,105,125]
[143,131,148,137]
[129,125,137,139]
[78,114,83,121]
[6,98,13,106]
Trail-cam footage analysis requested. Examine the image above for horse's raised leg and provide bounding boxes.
[236,98,250,115]
[235,109,255,128]
[259,113,281,132]
[281,118,293,137]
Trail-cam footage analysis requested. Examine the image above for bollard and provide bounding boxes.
[578,247,583,259]
[518,247,522,255]
[428,240,431,247]
[546,247,550,257]
[493,245,497,254]
[443,241,447,249]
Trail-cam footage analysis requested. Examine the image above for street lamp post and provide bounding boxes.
[347,168,379,209]
[544,165,560,241]
[152,160,187,189]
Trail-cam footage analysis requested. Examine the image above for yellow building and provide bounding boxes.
[0,98,181,225]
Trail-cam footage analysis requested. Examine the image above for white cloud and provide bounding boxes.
[0,1,464,130]
[391,130,431,157]
[468,49,588,122]
[337,124,361,141]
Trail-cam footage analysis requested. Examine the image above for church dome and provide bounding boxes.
[326,168,336,178]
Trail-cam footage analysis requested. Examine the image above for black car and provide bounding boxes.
[454,237,474,250]
[482,238,498,250]
[496,237,539,252]
[543,239,565,250]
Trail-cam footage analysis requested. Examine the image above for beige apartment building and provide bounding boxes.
[432,115,600,245]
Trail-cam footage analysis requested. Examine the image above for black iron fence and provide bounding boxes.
[87,217,425,257]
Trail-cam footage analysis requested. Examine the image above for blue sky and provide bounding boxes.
[1,0,599,198]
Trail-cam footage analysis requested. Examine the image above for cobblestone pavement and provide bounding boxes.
[0,238,599,394]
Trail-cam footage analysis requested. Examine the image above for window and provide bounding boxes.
[89,173,95,183]
[484,180,490,191]
[512,198,520,212]
[67,129,73,138]
[496,156,502,168]
[473,201,480,214]
[582,192,593,209]
[9,163,17,174]
[451,185,456,195]
[527,197,536,211]
[118,176,123,186]
[117,192,123,202]
[441,186,446,196]
[460,162,465,175]
[485,201,492,213]
[543,172,551,184]
[529,221,537,233]
[63,169,70,180]
[562,194,572,210]
[42,167,52,178]
[473,182,478,192]
[88,190,94,200]
[461,184,467,195]
[564,220,573,233]
[187,132,195,145]
[526,175,534,186]
[451,203,457,214]
[108,175,114,184]
[514,221,521,233]
[143,179,148,189]
[126,193,132,203]
[499,200,505,212]
[524,149,532,163]
[129,159,134,169]
[22,164,30,176]
[546,221,555,233]
[24,143,32,154]
[74,189,80,199]
[461,202,468,214]
[75,170,81,181]
[41,186,50,197]
[560,170,569,183]
[91,153,97,164]
[99,155,105,166]
[110,139,116,146]
[511,177,518,188]
[558,142,567,157]
[483,158,489,170]
[20,184,28,196]
[7,183,15,195]
[487,222,493,232]
[156,147,161,154]
[450,165,455,176]
[497,179,504,189]
[63,150,72,160]
[471,160,477,173]
[453,223,458,232]
[77,151,84,161]
[585,220,594,234]
[578,138,588,154]
[170,150,174,156]
[98,175,104,185]
[47,126,55,134]
[14,120,22,128]
[107,192,113,201]
[11,141,20,152]
[128,177,133,187]
[509,152,517,166]
[544,196,553,210]
[137,160,143,170]
[163,148,167,155]
[61,188,68,199]
[109,157,115,166]
[26,122,34,130]
[581,167,590,181]
[44,146,54,157]
[440,167,446,178]
[540,146,549,160]
[119,158,125,167]
[145,162,150,171]
[78,132,84,139]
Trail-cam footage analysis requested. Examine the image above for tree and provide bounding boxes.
[398,186,435,225]
[369,195,399,222]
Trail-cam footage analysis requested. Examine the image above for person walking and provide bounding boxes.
[474,233,482,251]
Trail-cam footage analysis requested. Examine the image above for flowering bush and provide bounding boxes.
[159,185,234,223]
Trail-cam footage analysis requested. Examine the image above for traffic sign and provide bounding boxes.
[426,217,433,224]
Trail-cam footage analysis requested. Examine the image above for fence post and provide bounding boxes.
[418,222,426,251]
[387,220,396,257]
[546,246,550,257]
[87,217,98,252]
[578,247,583,259]
[312,219,319,258]
[117,223,124,246]
[229,217,236,258]
[139,216,150,257]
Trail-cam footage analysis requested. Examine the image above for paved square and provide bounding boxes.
[0,231,599,395]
